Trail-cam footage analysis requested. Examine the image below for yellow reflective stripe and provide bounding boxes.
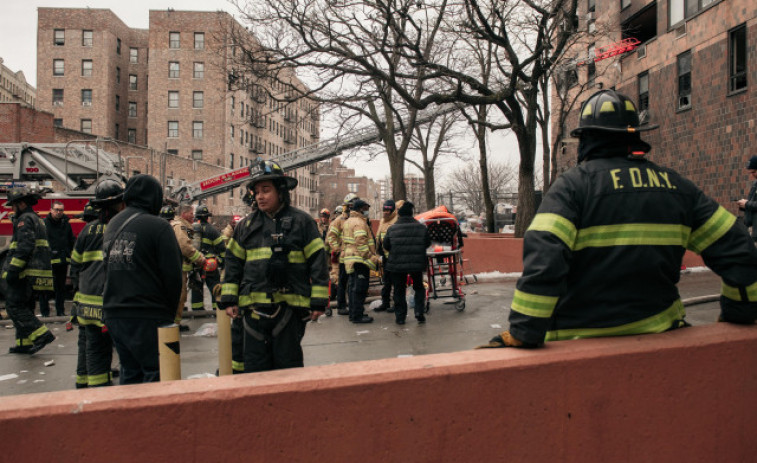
[575,223,690,250]
[71,250,83,264]
[88,372,111,386]
[189,250,202,263]
[29,325,50,341]
[212,236,225,245]
[328,225,340,234]
[239,292,273,307]
[288,251,305,264]
[9,241,17,249]
[343,237,356,244]
[24,268,53,277]
[191,302,204,309]
[357,245,370,252]
[77,317,104,326]
[303,238,324,259]
[721,280,757,302]
[81,250,103,262]
[227,239,246,260]
[528,213,577,249]
[221,283,239,296]
[35,239,49,247]
[202,237,215,245]
[311,285,329,299]
[51,258,63,264]
[354,230,368,237]
[17,337,33,346]
[182,263,193,271]
[238,292,311,308]
[76,375,88,385]
[74,293,103,306]
[247,247,272,261]
[10,257,26,268]
[545,299,686,341]
[232,360,245,372]
[688,206,736,254]
[511,289,559,318]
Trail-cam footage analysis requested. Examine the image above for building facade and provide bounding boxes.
[0,58,36,107]
[317,158,381,218]
[552,0,756,210]
[36,8,321,216]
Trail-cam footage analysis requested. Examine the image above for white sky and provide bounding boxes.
[0,0,536,184]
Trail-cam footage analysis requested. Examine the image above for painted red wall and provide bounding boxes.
[0,323,755,461]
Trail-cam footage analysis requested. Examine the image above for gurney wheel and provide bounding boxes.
[455,300,465,312]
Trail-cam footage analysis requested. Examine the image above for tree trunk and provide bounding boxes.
[388,148,407,200]
[513,128,536,238]
[424,164,436,210]
[476,110,495,233]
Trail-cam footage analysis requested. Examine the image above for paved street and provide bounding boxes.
[0,269,722,397]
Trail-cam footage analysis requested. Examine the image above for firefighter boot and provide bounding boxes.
[29,331,56,354]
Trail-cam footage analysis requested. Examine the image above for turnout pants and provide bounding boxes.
[242,305,307,373]
[107,318,165,384]
[232,317,244,374]
[75,322,113,388]
[190,269,220,311]
[176,271,188,323]
[391,271,425,323]
[6,282,49,349]
[381,265,393,308]
[348,264,370,321]
[337,263,349,311]
[39,263,68,316]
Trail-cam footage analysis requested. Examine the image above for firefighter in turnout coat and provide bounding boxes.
[342,199,379,323]
[479,90,757,349]
[171,205,206,326]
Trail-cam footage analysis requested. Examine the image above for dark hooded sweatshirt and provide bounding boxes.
[102,175,182,322]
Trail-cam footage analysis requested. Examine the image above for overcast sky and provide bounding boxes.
[0,0,533,184]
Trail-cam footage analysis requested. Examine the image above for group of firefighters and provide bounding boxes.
[3,89,757,387]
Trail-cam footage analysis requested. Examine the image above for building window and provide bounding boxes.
[168,121,179,138]
[81,119,92,134]
[621,2,657,45]
[54,29,65,46]
[116,38,121,55]
[116,67,121,84]
[669,0,718,27]
[587,44,596,86]
[169,61,180,78]
[53,118,63,127]
[53,59,64,76]
[129,74,137,90]
[193,62,204,79]
[729,24,747,93]
[231,125,235,140]
[82,30,93,47]
[193,91,204,108]
[129,101,137,117]
[588,0,595,12]
[81,59,93,77]
[168,91,179,108]
[169,32,180,49]
[81,89,92,106]
[621,0,631,9]
[192,150,203,161]
[167,149,178,156]
[115,95,120,112]
[677,50,692,110]
[638,72,649,116]
[52,89,64,106]
[130,48,138,64]
[115,123,119,138]
[193,121,204,139]
[128,129,137,144]
[194,32,205,50]
[230,153,234,168]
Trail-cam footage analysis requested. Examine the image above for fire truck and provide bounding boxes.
[0,102,460,298]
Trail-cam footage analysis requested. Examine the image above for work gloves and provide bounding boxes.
[476,331,529,349]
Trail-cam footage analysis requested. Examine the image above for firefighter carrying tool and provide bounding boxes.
[479,89,757,348]
[191,205,225,312]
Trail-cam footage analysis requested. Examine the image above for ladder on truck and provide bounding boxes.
[173,102,462,204]
[0,141,124,196]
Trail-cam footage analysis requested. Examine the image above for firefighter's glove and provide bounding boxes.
[212,283,223,299]
[476,331,525,349]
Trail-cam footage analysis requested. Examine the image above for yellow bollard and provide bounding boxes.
[217,308,233,376]
[158,324,181,381]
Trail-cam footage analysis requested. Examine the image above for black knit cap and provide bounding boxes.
[398,201,414,217]
[383,199,395,211]
[747,156,757,170]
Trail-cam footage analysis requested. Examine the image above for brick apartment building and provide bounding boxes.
[553,0,756,211]
[317,158,381,218]
[35,8,321,216]
[0,58,36,107]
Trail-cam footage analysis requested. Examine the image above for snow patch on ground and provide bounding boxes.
[469,266,710,282]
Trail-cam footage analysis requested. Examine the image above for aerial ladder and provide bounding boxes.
[172,102,462,204]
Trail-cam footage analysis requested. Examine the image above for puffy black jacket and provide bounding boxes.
[510,152,757,346]
[384,216,431,274]
[102,175,182,322]
[44,214,75,265]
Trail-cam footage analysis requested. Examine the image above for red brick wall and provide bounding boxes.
[0,103,55,142]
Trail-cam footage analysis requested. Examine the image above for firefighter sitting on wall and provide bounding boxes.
[70,179,125,388]
[479,89,757,349]
[3,187,56,354]
[191,205,225,312]
[171,204,205,331]
[219,160,329,373]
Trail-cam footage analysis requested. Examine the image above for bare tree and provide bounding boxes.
[443,160,518,216]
